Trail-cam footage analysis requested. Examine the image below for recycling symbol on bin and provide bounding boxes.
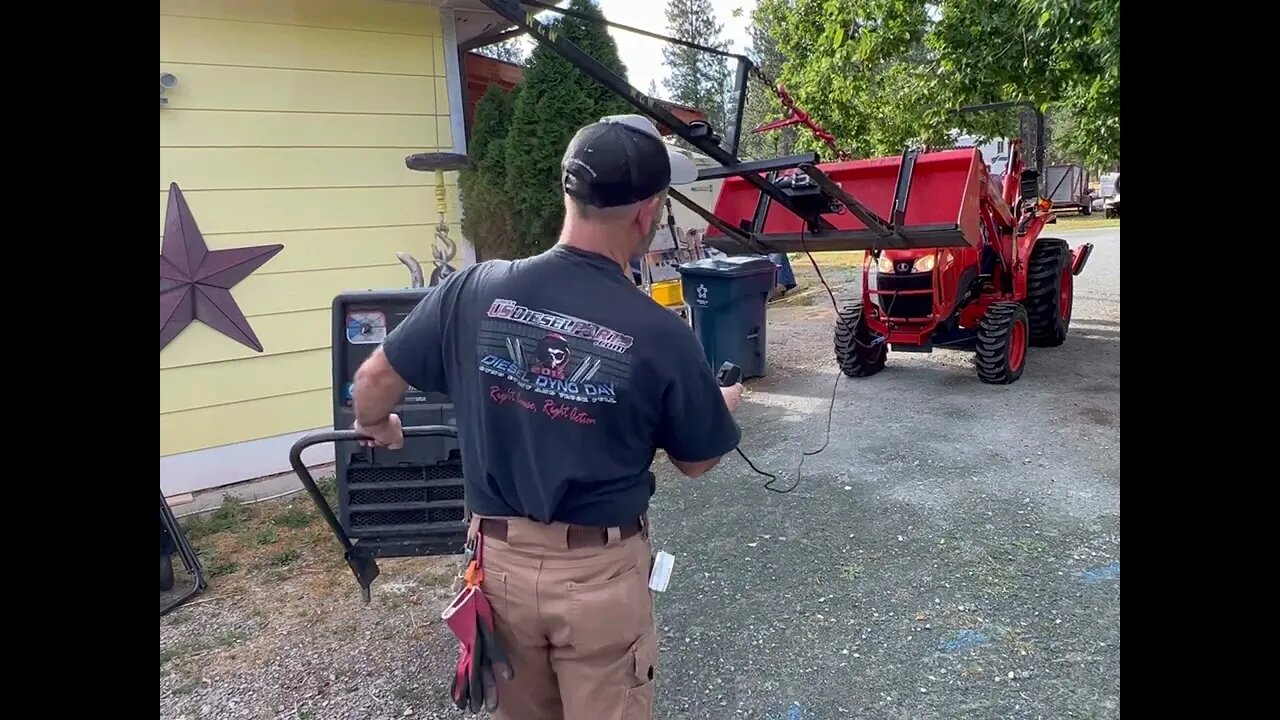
[696,283,709,302]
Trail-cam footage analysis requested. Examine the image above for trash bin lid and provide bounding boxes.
[677,255,778,278]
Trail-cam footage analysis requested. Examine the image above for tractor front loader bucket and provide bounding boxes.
[289,425,460,604]
[706,148,990,254]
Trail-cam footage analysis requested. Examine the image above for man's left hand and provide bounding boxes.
[355,414,404,449]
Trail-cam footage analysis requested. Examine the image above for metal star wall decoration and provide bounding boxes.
[160,182,283,352]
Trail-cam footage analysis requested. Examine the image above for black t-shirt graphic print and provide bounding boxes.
[382,245,740,527]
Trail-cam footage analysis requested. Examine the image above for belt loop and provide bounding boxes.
[607,526,622,545]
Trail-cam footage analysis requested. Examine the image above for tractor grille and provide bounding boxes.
[343,462,466,536]
[876,273,933,318]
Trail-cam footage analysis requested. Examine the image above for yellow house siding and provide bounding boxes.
[160,0,442,36]
[158,187,459,236]
[160,0,461,458]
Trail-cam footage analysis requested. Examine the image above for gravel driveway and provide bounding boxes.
[161,226,1119,720]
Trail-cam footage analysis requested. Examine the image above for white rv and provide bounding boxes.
[636,144,726,287]
[951,133,1010,177]
[657,144,725,241]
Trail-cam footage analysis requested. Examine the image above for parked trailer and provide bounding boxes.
[1044,164,1093,215]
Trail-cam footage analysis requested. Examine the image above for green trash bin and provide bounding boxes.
[677,256,777,380]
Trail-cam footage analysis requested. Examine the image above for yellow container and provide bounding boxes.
[649,279,684,308]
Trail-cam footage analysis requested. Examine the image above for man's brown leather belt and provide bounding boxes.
[479,518,643,549]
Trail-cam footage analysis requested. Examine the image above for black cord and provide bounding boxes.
[733,231,974,492]
[735,226,847,494]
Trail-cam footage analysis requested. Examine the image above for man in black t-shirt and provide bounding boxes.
[350,114,743,719]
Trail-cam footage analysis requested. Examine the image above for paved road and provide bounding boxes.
[647,227,1120,719]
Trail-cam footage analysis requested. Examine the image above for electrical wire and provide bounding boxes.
[734,225,868,494]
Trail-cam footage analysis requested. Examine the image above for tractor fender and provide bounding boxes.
[1071,243,1094,276]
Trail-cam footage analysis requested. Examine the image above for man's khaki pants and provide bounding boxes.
[470,515,657,720]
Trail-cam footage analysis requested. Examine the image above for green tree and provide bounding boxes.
[459,84,522,260]
[504,0,630,255]
[755,0,938,159]
[929,0,1120,169]
[737,4,796,160]
[755,0,1119,168]
[662,0,733,142]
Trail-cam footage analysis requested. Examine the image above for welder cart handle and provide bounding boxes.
[289,425,460,602]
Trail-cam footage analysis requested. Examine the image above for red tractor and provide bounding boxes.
[706,105,1093,384]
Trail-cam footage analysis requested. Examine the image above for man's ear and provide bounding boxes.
[631,199,651,232]
[644,195,664,229]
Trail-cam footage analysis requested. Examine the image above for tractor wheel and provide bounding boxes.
[976,302,1029,385]
[1025,239,1072,347]
[160,552,175,592]
[834,301,887,377]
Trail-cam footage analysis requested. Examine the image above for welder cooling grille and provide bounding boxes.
[349,467,423,484]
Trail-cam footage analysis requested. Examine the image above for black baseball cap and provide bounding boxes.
[561,114,699,209]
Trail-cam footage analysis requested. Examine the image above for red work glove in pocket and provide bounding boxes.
[442,547,514,713]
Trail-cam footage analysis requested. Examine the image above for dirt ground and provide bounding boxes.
[160,226,1119,720]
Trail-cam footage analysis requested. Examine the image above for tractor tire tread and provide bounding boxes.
[975,301,1028,384]
[834,301,887,378]
[1025,239,1070,347]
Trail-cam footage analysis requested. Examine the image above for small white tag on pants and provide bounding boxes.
[648,550,674,592]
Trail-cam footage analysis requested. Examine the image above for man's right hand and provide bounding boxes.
[668,382,743,478]
[720,383,743,414]
[355,413,405,449]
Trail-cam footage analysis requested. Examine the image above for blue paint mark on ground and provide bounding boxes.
[763,702,805,720]
[1080,561,1120,583]
[939,629,988,653]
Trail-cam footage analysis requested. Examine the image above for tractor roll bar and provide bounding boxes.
[957,101,1046,176]
[289,425,460,602]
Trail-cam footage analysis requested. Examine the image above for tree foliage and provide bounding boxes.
[755,0,1119,168]
[737,3,796,159]
[929,0,1119,168]
[459,84,522,260]
[503,0,631,255]
[755,0,937,159]
[662,0,734,141]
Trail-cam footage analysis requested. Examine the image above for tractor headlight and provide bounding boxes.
[877,256,895,274]
[913,255,937,273]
